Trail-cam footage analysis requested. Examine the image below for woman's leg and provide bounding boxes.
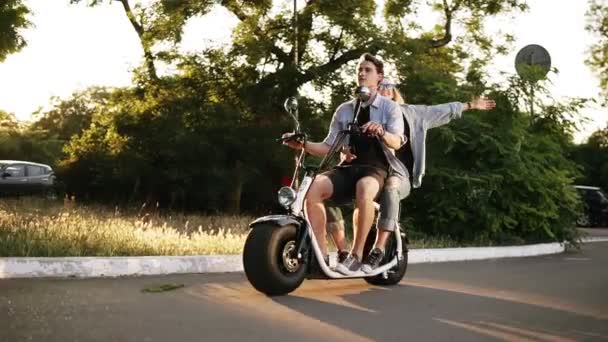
[361,175,410,273]
[326,205,349,253]
[375,176,410,248]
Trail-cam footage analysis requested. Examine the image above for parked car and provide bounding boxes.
[574,185,608,227]
[0,160,56,198]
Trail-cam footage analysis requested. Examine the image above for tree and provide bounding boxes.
[586,0,608,104]
[403,72,584,244]
[63,0,529,213]
[571,125,608,192]
[31,87,111,142]
[0,0,31,62]
[0,110,62,165]
[0,109,19,130]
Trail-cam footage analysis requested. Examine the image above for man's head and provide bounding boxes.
[356,53,384,89]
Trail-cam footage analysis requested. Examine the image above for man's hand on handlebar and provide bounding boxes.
[281,132,305,150]
[360,122,385,137]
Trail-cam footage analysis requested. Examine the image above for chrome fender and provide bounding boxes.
[248,215,302,229]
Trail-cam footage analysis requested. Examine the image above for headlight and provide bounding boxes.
[277,186,297,209]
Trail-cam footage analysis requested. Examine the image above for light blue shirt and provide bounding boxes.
[322,94,408,178]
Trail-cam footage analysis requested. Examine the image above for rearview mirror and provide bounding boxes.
[283,96,300,133]
[284,97,298,115]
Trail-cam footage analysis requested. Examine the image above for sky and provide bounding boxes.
[0,0,606,143]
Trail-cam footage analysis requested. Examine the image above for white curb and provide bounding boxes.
[408,242,564,264]
[1,239,605,279]
[580,236,608,243]
[0,255,242,279]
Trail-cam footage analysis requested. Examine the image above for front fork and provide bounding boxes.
[292,221,311,262]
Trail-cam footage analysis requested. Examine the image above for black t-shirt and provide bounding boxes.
[396,115,414,179]
[344,105,389,171]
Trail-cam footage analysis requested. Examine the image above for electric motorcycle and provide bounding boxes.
[243,91,408,296]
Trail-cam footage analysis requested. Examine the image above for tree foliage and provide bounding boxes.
[571,125,608,192]
[1,0,593,242]
[403,73,583,244]
[0,0,30,62]
[586,0,608,104]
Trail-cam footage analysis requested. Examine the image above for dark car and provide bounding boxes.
[575,185,608,227]
[0,160,56,198]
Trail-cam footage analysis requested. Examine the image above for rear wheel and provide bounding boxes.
[243,224,307,296]
[363,227,408,286]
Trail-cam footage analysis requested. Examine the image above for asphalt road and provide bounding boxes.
[580,227,608,237]
[2,242,607,342]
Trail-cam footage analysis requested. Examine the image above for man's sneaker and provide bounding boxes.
[361,248,384,274]
[336,254,362,275]
[337,250,350,264]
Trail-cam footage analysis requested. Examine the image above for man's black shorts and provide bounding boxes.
[323,165,387,205]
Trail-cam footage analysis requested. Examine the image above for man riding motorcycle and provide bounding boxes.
[282,53,408,275]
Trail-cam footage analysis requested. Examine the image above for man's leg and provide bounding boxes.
[351,176,381,259]
[304,175,334,258]
[336,175,381,275]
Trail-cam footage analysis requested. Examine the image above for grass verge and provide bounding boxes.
[0,197,557,257]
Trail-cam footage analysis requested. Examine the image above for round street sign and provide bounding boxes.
[515,44,551,82]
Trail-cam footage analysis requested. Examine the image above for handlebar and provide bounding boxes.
[277,132,306,144]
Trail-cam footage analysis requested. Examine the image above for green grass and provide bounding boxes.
[0,197,531,257]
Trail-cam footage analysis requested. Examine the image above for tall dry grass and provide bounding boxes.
[0,197,497,257]
[0,197,253,256]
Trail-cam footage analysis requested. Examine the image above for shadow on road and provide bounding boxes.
[185,274,608,341]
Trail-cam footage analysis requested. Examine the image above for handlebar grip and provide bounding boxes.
[278,133,305,144]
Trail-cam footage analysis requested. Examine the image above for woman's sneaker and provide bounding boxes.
[361,248,384,273]
[336,254,362,275]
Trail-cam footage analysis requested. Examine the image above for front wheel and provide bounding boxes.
[243,224,307,296]
[364,227,408,286]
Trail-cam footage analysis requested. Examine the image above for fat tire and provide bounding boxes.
[363,227,408,286]
[243,224,307,296]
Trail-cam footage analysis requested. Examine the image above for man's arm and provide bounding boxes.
[380,101,405,149]
[304,142,331,156]
[361,101,404,150]
[283,103,346,157]
[281,136,332,157]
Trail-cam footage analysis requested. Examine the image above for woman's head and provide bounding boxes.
[378,79,405,104]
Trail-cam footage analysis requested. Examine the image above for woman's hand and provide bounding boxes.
[469,97,497,111]
[341,146,357,162]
